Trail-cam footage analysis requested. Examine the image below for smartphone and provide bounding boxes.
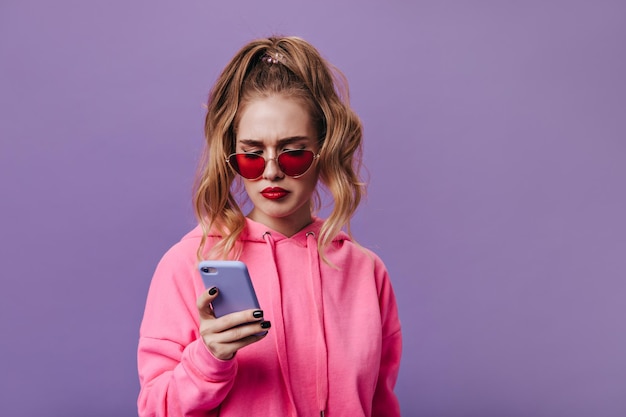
[198,260,261,317]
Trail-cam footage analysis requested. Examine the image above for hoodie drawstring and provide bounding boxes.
[306,231,329,416]
[262,232,299,416]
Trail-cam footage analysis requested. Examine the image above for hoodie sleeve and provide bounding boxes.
[372,264,403,417]
[137,245,237,417]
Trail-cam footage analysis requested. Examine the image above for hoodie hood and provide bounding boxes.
[243,216,349,244]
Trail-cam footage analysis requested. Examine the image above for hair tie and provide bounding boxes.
[261,52,284,65]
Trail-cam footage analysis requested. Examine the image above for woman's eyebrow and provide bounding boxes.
[238,136,310,146]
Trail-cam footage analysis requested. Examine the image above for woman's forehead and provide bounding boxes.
[235,96,316,144]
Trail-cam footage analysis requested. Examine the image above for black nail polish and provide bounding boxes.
[253,310,263,319]
[260,321,271,329]
[208,287,218,295]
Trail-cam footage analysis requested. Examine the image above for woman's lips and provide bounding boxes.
[261,187,290,200]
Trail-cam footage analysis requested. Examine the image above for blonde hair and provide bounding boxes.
[193,36,364,261]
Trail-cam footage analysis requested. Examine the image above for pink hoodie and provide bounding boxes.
[137,217,402,416]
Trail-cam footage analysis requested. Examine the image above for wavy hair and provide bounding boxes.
[193,36,364,261]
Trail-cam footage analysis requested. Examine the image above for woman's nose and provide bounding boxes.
[262,155,285,180]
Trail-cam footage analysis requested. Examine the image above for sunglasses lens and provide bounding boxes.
[231,153,265,179]
[278,150,315,176]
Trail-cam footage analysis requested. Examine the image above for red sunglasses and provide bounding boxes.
[226,149,319,180]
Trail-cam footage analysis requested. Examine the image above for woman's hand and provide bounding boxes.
[196,287,270,360]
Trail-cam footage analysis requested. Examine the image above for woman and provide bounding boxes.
[137,36,402,417]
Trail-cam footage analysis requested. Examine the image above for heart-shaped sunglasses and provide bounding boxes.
[226,149,319,180]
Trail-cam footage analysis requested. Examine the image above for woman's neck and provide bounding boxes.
[246,209,313,237]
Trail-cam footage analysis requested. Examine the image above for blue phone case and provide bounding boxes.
[198,260,260,317]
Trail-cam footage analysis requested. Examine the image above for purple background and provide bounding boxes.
[1,1,625,416]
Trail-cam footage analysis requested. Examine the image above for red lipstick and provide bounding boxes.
[261,187,290,200]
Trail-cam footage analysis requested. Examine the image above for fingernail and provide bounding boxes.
[253,310,263,319]
[260,321,271,329]
[208,287,218,295]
